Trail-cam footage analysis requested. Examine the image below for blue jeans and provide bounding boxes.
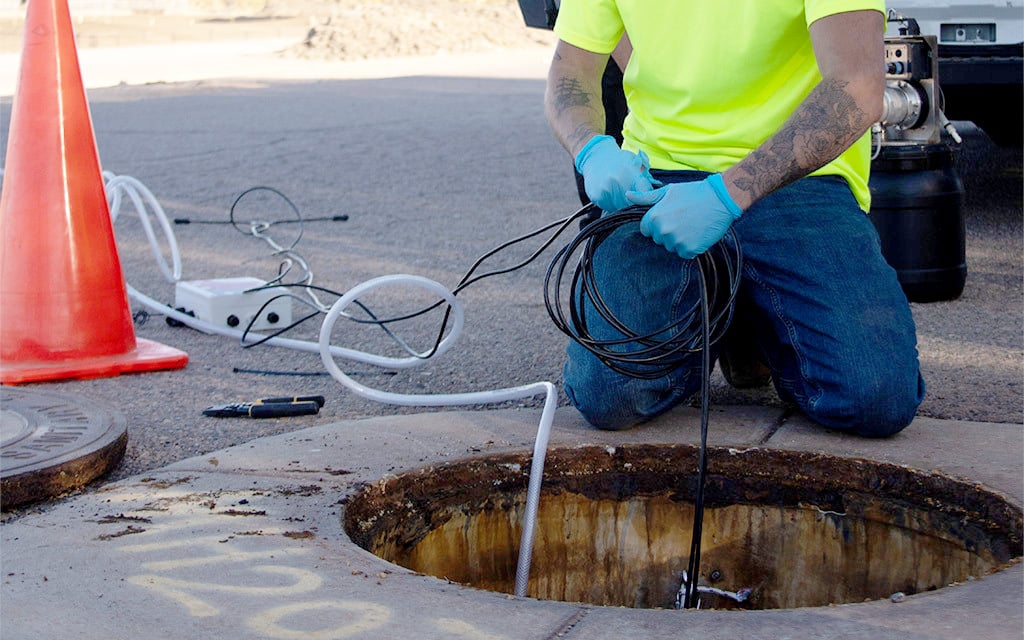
[562,171,926,438]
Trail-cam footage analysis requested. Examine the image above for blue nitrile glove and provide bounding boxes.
[627,173,743,260]
[574,135,659,213]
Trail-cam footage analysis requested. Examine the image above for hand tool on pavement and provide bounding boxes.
[202,395,325,418]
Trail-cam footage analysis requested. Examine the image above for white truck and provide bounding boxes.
[887,1,1023,146]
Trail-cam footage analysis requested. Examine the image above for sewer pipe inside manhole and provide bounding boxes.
[344,445,1022,610]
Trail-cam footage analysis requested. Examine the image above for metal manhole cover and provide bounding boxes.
[1,387,127,509]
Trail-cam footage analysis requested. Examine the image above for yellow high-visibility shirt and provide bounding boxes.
[554,0,885,211]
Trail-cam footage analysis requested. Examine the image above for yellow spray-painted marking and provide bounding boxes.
[110,504,479,637]
[434,617,510,640]
[127,566,323,618]
[247,600,391,639]
[120,532,310,571]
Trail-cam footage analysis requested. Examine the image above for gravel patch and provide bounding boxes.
[283,0,556,61]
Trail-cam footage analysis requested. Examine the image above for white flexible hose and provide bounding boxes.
[104,171,183,283]
[317,275,555,597]
[108,174,553,598]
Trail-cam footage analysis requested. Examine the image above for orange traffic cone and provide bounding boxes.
[0,0,188,384]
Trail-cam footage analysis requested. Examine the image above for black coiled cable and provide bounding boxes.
[544,204,743,609]
[544,205,741,379]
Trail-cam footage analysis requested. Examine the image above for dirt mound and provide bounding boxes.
[0,1,556,61]
[281,0,556,61]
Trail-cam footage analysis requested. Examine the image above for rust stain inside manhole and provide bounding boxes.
[344,445,1022,610]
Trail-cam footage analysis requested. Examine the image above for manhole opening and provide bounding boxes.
[344,445,1023,610]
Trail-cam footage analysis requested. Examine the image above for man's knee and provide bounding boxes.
[564,366,696,432]
[564,379,644,431]
[808,371,925,438]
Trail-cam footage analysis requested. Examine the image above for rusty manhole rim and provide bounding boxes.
[343,444,1023,609]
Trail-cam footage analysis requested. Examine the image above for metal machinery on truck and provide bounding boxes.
[872,11,968,302]
[852,2,1022,300]
[887,0,1023,147]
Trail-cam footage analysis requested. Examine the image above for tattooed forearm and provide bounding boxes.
[546,72,605,154]
[545,40,611,156]
[728,78,872,206]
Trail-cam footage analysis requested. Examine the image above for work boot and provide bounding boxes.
[717,323,772,390]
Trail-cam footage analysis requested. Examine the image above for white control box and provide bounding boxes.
[174,277,292,333]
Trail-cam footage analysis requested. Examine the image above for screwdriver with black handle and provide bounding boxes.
[202,395,325,418]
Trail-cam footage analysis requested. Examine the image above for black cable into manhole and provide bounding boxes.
[544,206,741,608]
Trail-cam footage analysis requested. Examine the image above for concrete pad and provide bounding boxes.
[564,570,1024,640]
[0,469,573,640]
[149,404,780,480]
[2,405,1020,639]
[766,413,1024,503]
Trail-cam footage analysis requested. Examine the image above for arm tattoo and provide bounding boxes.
[731,78,870,203]
[568,123,598,152]
[551,77,595,116]
[548,75,604,152]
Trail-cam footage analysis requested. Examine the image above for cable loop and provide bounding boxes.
[229,186,331,311]
[544,206,742,380]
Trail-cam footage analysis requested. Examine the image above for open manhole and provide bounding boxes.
[344,445,1022,610]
